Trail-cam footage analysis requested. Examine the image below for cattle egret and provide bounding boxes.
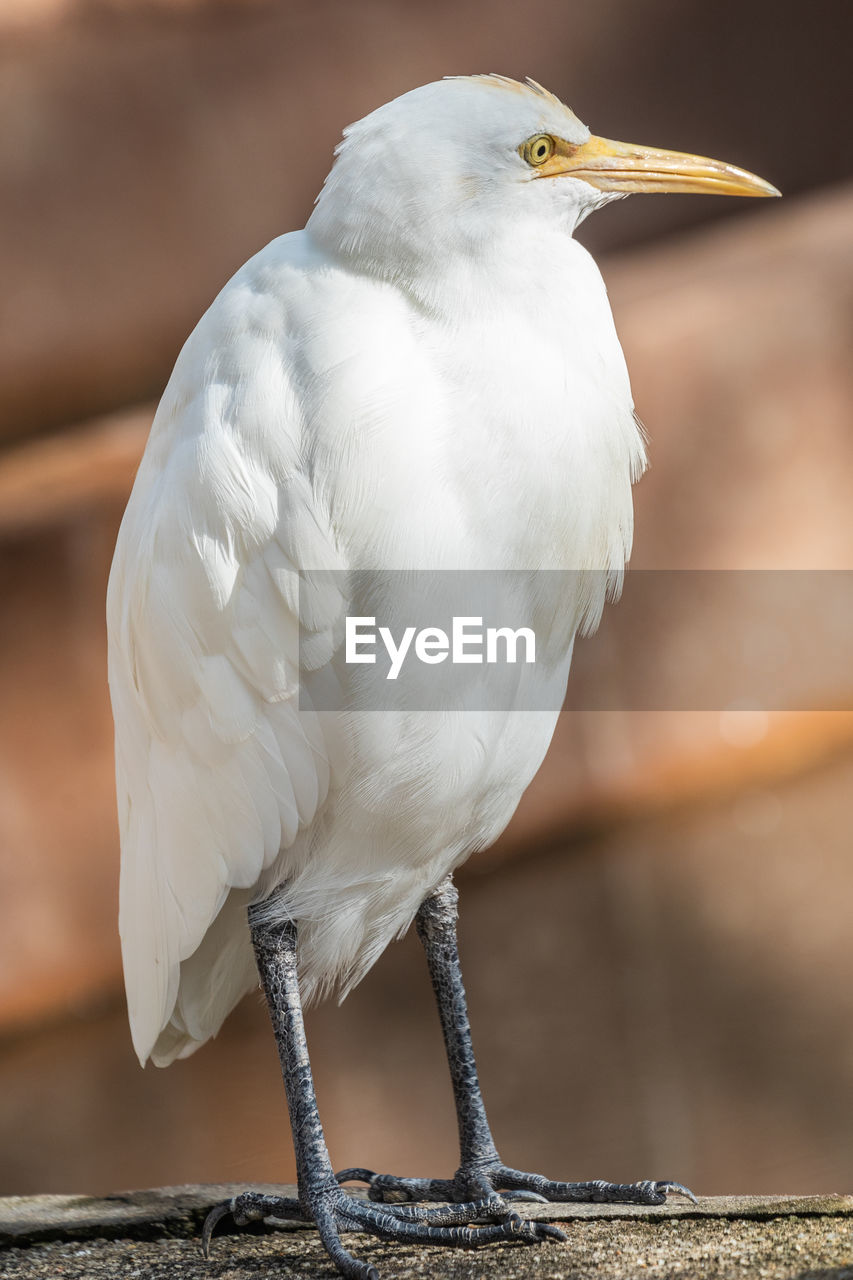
[107,75,778,1279]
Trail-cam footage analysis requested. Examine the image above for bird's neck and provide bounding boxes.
[306,207,580,319]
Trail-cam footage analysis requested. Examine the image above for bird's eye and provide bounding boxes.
[522,134,556,167]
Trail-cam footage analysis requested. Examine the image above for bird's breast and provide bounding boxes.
[314,243,644,595]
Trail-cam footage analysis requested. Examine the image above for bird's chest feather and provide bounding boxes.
[309,242,643,581]
[440,305,633,567]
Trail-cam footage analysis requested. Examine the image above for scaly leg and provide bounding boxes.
[202,900,564,1280]
[338,876,694,1210]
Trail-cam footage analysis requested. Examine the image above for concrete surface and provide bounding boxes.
[1,1187,852,1279]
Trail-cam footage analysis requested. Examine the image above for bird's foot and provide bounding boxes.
[202,1182,565,1280]
[338,1163,697,1208]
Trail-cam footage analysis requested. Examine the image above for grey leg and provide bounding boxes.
[201,901,564,1280]
[339,876,695,1209]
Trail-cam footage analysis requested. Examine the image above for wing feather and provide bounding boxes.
[108,239,346,1066]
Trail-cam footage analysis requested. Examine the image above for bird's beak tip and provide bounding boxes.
[743,175,782,199]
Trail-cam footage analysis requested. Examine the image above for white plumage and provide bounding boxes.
[107,75,774,1070]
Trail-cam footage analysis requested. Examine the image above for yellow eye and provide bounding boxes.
[522,134,555,167]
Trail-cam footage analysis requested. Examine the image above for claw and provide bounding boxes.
[515,1218,567,1244]
[534,1222,568,1243]
[659,1180,698,1205]
[201,1199,234,1259]
[503,1189,549,1203]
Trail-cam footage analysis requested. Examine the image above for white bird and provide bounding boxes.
[107,74,778,1280]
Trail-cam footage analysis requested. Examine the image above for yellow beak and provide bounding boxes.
[538,134,780,198]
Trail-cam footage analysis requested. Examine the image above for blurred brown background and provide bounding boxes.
[1,0,853,1204]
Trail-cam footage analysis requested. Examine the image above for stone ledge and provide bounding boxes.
[2,1187,852,1279]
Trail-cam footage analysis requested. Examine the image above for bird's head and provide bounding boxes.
[308,75,779,287]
